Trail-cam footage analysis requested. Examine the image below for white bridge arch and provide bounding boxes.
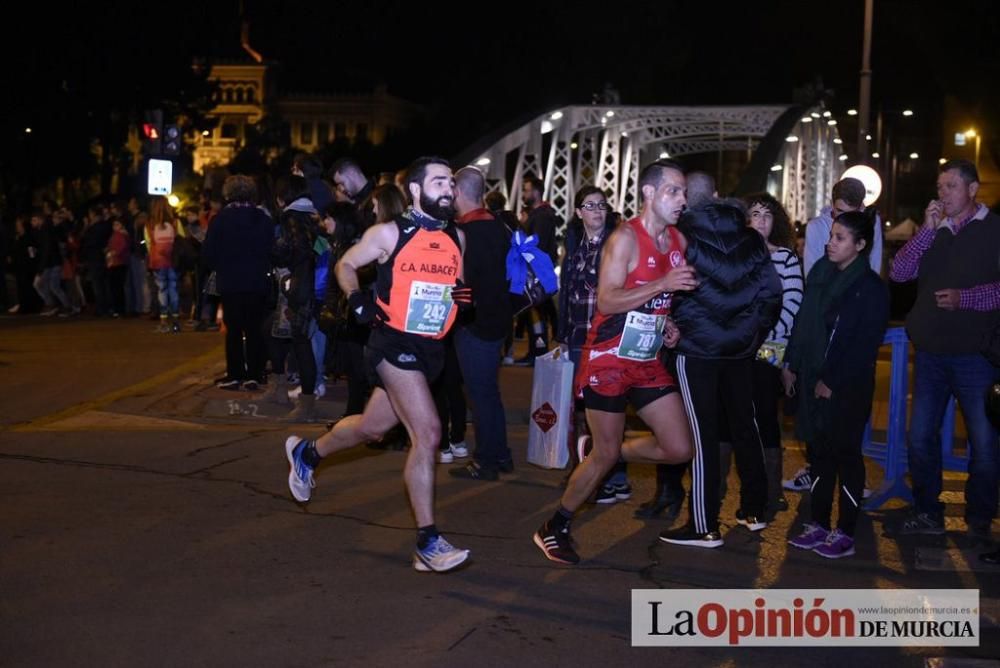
[455,104,843,224]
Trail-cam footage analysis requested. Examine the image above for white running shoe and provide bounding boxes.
[285,436,316,503]
[412,535,470,572]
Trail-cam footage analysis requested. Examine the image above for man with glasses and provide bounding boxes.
[534,160,696,565]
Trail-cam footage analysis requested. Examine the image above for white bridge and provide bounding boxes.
[455,104,843,224]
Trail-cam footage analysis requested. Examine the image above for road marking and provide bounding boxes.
[6,346,222,433]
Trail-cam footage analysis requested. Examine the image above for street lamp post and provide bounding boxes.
[965,129,981,173]
[857,0,874,164]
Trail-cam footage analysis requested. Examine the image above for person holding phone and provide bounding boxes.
[889,159,1000,544]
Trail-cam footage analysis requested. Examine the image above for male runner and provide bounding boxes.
[533,160,696,564]
[284,156,473,573]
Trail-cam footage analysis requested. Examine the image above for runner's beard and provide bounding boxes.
[420,192,456,221]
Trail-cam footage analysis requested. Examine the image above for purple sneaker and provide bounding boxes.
[813,529,855,559]
[788,522,829,550]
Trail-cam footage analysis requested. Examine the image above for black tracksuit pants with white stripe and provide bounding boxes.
[674,353,767,534]
[806,382,871,537]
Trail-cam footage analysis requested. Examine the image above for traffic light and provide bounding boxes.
[163,124,181,156]
[142,109,163,156]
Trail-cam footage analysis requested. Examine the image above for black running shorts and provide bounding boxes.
[364,326,445,388]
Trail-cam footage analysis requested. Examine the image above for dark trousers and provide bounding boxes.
[808,383,871,536]
[15,267,43,313]
[341,340,370,416]
[674,354,767,533]
[292,329,318,394]
[455,326,510,468]
[268,331,291,376]
[108,265,128,315]
[751,360,782,450]
[433,335,467,450]
[221,292,268,382]
[87,262,111,316]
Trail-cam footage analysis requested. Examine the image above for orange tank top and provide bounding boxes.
[375,215,462,340]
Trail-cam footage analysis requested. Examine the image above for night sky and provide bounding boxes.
[3,0,999,165]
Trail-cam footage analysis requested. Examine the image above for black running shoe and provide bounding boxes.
[216,378,241,390]
[533,522,580,564]
[659,524,724,548]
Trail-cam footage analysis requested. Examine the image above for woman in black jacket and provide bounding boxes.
[784,209,889,559]
[202,175,276,391]
[554,186,629,502]
[273,203,323,420]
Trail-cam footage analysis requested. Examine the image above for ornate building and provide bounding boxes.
[192,60,424,174]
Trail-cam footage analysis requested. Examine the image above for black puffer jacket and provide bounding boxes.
[672,202,781,359]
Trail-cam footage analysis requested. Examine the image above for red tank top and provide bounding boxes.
[375,216,462,340]
[585,218,685,360]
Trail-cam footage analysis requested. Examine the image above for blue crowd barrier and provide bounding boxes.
[861,326,970,510]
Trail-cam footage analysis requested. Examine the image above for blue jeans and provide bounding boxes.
[309,319,326,386]
[34,266,69,308]
[154,268,179,317]
[908,350,1000,527]
[455,327,510,469]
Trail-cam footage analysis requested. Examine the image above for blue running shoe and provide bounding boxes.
[412,535,470,573]
[285,436,315,502]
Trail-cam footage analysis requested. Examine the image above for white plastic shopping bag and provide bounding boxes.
[527,349,573,469]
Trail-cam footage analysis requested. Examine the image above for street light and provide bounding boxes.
[965,129,982,172]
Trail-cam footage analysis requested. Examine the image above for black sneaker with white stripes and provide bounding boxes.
[659,524,724,548]
[533,522,580,564]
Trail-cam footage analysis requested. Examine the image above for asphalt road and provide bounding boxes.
[1,315,997,667]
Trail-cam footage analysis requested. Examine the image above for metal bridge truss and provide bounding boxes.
[465,105,842,224]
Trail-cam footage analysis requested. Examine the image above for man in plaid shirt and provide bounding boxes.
[889,159,1000,543]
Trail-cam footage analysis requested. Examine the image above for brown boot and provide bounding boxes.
[283,394,317,422]
[262,373,292,406]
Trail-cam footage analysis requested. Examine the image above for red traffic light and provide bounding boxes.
[143,123,161,140]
